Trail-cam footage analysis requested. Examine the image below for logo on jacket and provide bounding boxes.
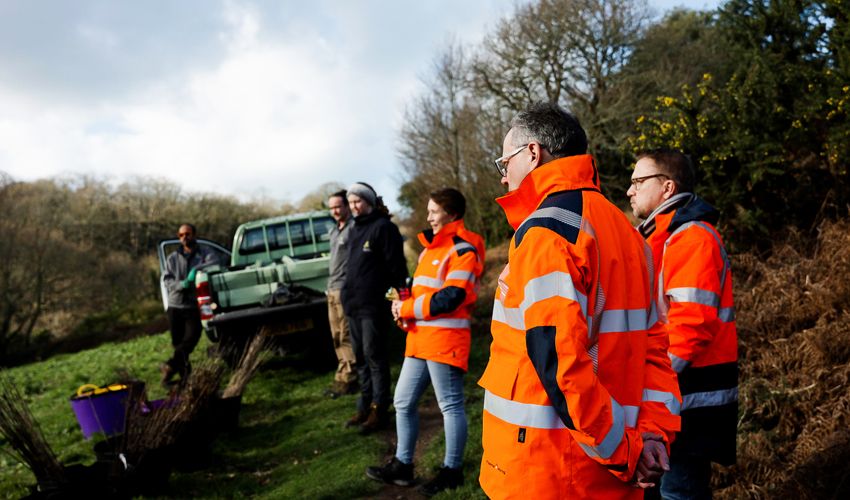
[431,259,440,265]
[363,240,371,252]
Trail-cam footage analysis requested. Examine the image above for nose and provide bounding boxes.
[626,184,635,197]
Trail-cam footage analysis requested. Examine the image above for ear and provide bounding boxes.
[662,179,678,199]
[528,141,545,168]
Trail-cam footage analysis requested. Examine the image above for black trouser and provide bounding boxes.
[166,307,202,378]
[347,313,391,413]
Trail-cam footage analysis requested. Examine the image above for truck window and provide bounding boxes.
[268,223,290,249]
[238,216,335,256]
[316,218,335,241]
[240,228,267,254]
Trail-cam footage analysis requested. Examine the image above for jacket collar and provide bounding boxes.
[418,219,464,248]
[496,154,600,230]
[354,210,384,225]
[637,192,719,238]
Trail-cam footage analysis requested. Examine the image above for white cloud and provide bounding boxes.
[0,0,720,211]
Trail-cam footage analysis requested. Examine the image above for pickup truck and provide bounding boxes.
[157,211,336,361]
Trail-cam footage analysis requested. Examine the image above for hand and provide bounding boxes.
[391,300,403,321]
[635,433,669,489]
[187,268,197,282]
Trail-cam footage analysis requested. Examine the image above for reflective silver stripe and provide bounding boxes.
[577,396,625,460]
[413,295,426,320]
[669,353,690,373]
[667,287,720,309]
[483,390,566,429]
[624,405,639,427]
[643,389,682,416]
[446,270,475,282]
[413,276,443,288]
[682,387,738,410]
[689,221,731,292]
[491,271,588,331]
[491,299,525,331]
[521,272,588,318]
[436,243,476,281]
[521,206,582,231]
[588,342,599,374]
[417,318,470,329]
[719,306,736,323]
[665,221,734,318]
[598,308,651,334]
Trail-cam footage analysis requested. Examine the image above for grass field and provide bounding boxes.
[0,325,493,499]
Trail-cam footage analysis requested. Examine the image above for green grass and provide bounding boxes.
[0,327,494,499]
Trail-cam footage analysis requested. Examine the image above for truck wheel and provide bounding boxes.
[211,324,252,368]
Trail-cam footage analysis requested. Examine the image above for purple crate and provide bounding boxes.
[69,386,129,440]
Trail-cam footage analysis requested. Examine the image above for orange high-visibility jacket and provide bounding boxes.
[640,194,738,465]
[398,219,484,371]
[478,155,681,500]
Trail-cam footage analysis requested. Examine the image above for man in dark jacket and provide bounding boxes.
[341,182,409,434]
[162,223,218,385]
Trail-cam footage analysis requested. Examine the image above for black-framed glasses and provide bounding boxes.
[629,173,669,189]
[493,144,529,177]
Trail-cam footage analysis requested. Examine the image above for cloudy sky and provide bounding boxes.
[0,0,720,210]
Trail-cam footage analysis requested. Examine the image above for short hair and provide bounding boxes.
[329,189,347,202]
[429,188,466,219]
[509,102,588,159]
[179,223,197,234]
[636,149,695,193]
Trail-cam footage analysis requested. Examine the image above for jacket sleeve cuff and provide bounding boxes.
[399,297,417,319]
[606,428,642,483]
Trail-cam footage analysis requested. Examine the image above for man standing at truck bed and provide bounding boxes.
[325,189,358,398]
[161,223,218,385]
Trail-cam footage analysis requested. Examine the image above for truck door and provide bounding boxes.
[157,239,231,311]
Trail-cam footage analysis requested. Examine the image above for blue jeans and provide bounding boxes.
[660,455,712,500]
[393,357,467,469]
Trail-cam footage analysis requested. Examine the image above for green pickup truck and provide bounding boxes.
[157,211,336,359]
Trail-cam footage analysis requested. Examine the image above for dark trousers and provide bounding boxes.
[347,314,391,413]
[166,307,202,378]
[660,455,713,500]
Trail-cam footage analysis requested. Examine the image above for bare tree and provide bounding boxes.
[472,0,650,160]
[398,43,510,242]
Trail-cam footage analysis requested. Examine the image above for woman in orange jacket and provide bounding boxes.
[365,188,484,496]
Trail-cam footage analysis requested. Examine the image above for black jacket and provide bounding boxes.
[341,210,408,318]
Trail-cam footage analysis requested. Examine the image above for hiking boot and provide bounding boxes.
[418,465,464,496]
[365,457,414,486]
[344,410,368,428]
[324,381,358,399]
[159,363,176,386]
[359,403,390,435]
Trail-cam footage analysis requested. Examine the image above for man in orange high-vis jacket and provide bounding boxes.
[628,149,738,500]
[479,102,681,499]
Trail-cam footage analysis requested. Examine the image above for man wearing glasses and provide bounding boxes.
[628,150,738,500]
[479,102,681,499]
[161,223,218,385]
